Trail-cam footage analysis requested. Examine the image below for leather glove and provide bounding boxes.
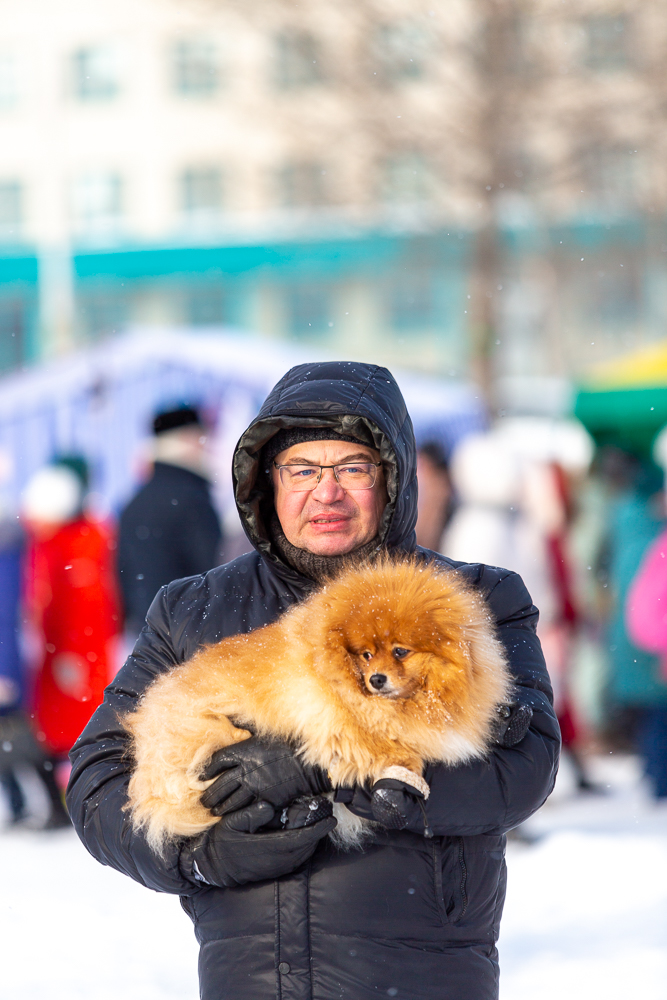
[494,701,533,747]
[334,780,433,837]
[369,778,425,830]
[199,736,332,816]
[340,702,534,840]
[180,800,337,888]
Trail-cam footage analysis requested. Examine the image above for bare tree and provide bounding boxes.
[188,0,667,397]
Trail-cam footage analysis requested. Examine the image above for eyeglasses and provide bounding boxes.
[273,461,382,492]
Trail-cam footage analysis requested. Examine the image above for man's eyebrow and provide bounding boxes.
[281,452,376,465]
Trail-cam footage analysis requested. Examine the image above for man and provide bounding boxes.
[68,362,559,1000]
[117,405,223,637]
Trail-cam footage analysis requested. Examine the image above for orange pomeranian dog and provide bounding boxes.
[124,556,511,853]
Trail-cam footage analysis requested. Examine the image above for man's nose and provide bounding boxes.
[311,468,346,502]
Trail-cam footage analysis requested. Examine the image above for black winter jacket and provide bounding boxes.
[117,462,222,633]
[68,362,560,1000]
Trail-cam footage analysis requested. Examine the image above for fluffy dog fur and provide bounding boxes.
[124,557,511,853]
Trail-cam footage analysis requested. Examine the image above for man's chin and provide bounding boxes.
[300,533,361,557]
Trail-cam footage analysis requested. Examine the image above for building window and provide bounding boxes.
[583,264,640,328]
[285,285,331,337]
[584,146,639,206]
[277,162,328,208]
[71,46,119,101]
[0,180,22,238]
[274,31,323,89]
[180,167,224,222]
[380,152,433,204]
[172,39,220,97]
[584,15,630,70]
[388,273,435,330]
[370,21,428,83]
[0,52,18,108]
[71,173,123,235]
[0,298,24,371]
[186,285,226,326]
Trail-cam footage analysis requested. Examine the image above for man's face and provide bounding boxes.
[272,439,388,556]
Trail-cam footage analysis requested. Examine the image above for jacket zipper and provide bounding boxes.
[457,837,468,921]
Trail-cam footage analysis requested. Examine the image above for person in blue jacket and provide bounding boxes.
[0,514,69,827]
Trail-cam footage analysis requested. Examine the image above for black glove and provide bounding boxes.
[494,702,533,747]
[199,737,332,816]
[334,779,433,838]
[275,795,334,830]
[371,779,434,838]
[180,800,337,888]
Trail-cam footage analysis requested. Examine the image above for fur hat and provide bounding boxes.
[263,428,365,468]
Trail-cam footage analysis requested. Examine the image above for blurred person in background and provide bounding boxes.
[596,448,667,796]
[0,472,69,828]
[22,458,121,785]
[443,425,599,792]
[622,470,667,799]
[118,405,223,642]
[0,475,27,821]
[414,440,453,550]
[539,459,603,792]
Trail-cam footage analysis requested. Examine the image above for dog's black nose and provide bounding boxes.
[369,673,387,690]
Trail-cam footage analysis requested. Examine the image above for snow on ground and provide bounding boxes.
[499,754,667,1000]
[0,826,200,1000]
[0,754,665,1000]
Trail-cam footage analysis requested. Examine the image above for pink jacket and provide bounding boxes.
[626,527,667,678]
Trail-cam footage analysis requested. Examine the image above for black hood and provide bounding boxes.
[232,361,418,582]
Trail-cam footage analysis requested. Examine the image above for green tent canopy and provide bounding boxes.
[574,340,667,456]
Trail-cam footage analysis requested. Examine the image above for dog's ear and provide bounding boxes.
[318,629,360,685]
[420,598,478,675]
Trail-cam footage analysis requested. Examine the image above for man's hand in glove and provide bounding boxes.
[494,701,533,748]
[199,736,331,816]
[180,800,337,888]
[334,776,432,837]
[342,700,535,837]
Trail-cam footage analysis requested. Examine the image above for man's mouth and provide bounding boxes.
[309,515,350,529]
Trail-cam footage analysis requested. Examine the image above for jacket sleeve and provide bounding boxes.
[348,567,560,836]
[66,587,199,895]
[422,567,560,835]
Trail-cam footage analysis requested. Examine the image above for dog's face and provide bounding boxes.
[320,604,474,707]
[308,559,504,733]
[310,559,489,713]
[347,641,425,698]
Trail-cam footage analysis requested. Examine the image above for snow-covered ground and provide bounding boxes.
[499,754,667,1000]
[1,754,665,1000]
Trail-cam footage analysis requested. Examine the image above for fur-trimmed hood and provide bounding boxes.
[232,362,418,586]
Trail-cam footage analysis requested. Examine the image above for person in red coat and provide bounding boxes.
[22,459,121,760]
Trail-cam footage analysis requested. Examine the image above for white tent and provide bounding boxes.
[0,328,486,538]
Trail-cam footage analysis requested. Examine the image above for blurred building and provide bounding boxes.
[0,0,665,390]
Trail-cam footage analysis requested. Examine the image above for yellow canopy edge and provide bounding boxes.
[585,339,667,390]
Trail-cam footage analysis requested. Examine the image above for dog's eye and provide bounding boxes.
[361,651,373,662]
[392,647,410,660]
